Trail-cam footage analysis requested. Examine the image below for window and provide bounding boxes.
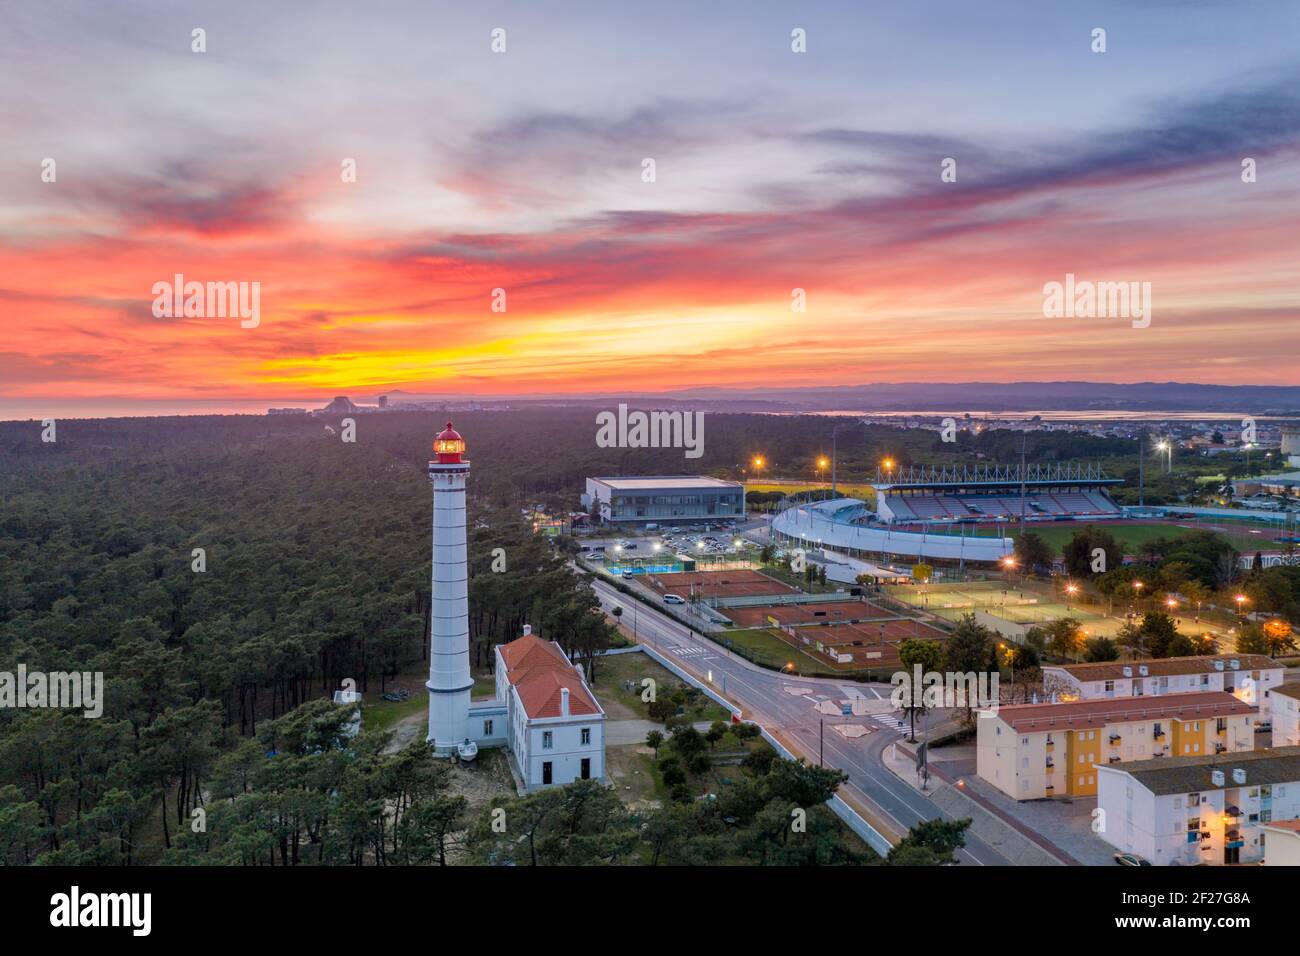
[542,731,553,749]
[1021,737,1029,745]
[1104,680,1115,692]
[580,727,591,745]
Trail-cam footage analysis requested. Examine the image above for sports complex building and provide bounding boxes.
[771,462,1123,568]
[582,476,745,526]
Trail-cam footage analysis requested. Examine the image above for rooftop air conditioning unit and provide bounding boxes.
[1211,770,1226,787]
[1230,660,1240,670]
[1139,665,1149,676]
[1232,769,1246,785]
[1214,661,1225,671]
[1122,666,1133,677]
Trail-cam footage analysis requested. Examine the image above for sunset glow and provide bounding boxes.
[3,2,1300,417]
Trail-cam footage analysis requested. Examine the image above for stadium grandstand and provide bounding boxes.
[875,462,1122,525]
[771,462,1122,567]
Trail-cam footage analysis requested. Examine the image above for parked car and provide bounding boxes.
[1113,852,1151,867]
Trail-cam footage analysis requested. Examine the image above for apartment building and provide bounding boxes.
[1097,747,1300,866]
[1271,683,1300,747]
[977,691,1257,800]
[1261,819,1300,865]
[1040,654,1282,719]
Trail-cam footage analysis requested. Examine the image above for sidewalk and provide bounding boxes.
[882,739,1078,866]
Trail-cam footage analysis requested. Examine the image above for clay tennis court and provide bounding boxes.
[776,619,949,672]
[725,600,895,628]
[808,619,949,644]
[643,569,799,599]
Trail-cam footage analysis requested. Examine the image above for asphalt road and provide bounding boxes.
[591,576,1010,865]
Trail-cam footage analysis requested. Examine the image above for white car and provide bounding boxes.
[663,594,686,605]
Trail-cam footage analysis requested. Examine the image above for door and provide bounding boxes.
[581,758,591,780]
[542,761,552,785]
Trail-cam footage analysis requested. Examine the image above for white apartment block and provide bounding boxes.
[1261,820,1300,865]
[1097,746,1300,866]
[1271,683,1300,748]
[1041,654,1283,719]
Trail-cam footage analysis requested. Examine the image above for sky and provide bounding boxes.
[2,0,1299,417]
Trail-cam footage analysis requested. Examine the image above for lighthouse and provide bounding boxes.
[426,422,474,754]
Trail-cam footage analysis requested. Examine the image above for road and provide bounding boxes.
[591,576,1010,865]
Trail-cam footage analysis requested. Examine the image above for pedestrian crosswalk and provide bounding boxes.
[670,645,710,658]
[872,714,911,733]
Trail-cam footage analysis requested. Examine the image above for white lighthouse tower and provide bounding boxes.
[426,421,474,755]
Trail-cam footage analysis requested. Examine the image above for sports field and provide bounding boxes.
[886,579,1237,646]
[643,568,799,599]
[887,518,1276,553]
[1012,520,1271,554]
[724,600,896,628]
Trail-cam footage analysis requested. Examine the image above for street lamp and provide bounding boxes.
[815,456,830,499]
[1156,440,1172,473]
[829,421,866,498]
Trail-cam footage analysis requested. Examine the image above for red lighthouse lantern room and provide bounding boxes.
[433,422,466,463]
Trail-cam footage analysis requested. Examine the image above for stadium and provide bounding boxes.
[771,462,1123,568]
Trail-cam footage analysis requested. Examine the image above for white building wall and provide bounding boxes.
[520,714,605,790]
[1263,829,1300,865]
[1045,666,1283,719]
[1273,695,1300,748]
[1098,768,1300,866]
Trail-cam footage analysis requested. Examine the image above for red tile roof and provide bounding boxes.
[1262,819,1300,834]
[499,633,571,674]
[996,691,1257,733]
[498,633,602,720]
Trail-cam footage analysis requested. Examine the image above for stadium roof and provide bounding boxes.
[873,462,1121,491]
[588,476,742,491]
